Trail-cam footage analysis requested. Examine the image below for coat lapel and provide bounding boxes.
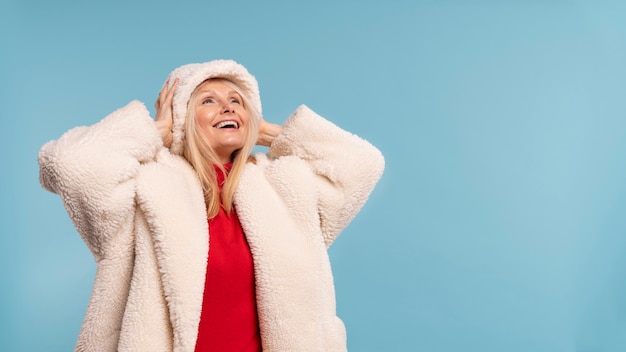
[235,158,324,350]
[135,151,209,352]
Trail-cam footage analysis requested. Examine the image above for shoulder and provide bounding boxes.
[136,150,202,196]
[248,152,312,179]
[242,152,315,196]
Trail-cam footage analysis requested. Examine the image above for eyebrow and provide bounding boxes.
[197,89,240,96]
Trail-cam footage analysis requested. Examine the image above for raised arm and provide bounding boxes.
[268,105,385,247]
[38,101,163,260]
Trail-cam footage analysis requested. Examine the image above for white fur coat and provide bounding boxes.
[39,101,384,351]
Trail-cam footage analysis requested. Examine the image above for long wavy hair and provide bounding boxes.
[182,78,260,219]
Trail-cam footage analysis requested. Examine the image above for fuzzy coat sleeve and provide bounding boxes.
[268,105,385,247]
[38,101,163,260]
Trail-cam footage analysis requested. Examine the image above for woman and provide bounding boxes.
[39,59,384,351]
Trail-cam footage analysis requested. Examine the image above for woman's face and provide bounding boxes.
[193,79,250,163]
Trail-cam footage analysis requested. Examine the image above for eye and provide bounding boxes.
[230,97,242,105]
[202,97,215,104]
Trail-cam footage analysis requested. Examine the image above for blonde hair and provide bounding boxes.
[183,78,260,219]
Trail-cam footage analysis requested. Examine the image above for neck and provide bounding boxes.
[217,154,232,165]
[217,149,238,165]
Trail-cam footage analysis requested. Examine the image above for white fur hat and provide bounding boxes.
[165,59,262,155]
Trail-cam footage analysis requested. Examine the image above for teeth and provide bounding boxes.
[215,121,239,129]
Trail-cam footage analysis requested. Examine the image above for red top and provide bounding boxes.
[195,164,262,352]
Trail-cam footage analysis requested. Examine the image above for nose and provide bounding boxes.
[221,101,235,114]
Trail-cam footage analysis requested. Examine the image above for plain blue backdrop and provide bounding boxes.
[2,0,626,351]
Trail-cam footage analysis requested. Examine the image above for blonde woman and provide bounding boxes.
[39,59,384,351]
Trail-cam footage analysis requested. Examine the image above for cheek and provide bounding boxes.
[194,114,204,127]
[240,111,251,126]
[195,108,215,127]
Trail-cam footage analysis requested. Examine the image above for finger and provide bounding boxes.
[166,78,179,102]
[156,79,174,109]
[158,79,171,102]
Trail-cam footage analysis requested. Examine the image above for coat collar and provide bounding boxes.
[135,151,209,351]
[234,158,324,349]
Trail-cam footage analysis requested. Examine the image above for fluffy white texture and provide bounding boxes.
[166,59,262,155]
[39,101,384,351]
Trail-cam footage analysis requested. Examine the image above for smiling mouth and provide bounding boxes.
[214,121,239,129]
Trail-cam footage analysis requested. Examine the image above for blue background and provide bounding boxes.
[2,0,626,351]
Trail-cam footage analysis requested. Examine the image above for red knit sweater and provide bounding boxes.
[194,164,262,351]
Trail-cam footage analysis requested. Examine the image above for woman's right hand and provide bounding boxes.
[154,78,179,148]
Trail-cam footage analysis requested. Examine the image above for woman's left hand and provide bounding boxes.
[256,118,284,146]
